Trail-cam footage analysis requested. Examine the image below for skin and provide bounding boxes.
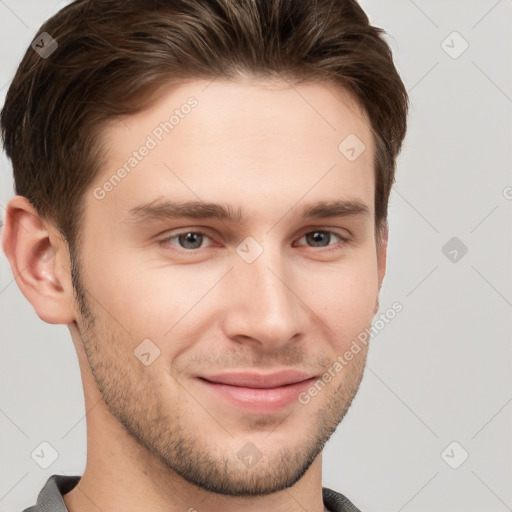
[2,77,387,512]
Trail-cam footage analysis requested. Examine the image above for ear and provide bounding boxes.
[2,195,76,324]
[374,220,389,315]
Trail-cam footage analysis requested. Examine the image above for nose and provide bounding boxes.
[221,243,309,351]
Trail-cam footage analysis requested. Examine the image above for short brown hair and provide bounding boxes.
[1,0,408,253]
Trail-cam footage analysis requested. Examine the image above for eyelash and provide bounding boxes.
[159,228,350,254]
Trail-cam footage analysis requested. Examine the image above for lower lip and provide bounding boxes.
[197,377,316,414]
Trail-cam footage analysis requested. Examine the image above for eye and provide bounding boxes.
[294,230,348,250]
[160,230,213,251]
[159,228,350,254]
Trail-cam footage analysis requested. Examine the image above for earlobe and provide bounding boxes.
[1,195,76,324]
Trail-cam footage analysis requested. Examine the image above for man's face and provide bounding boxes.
[71,78,385,495]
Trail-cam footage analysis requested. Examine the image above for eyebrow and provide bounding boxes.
[124,198,370,224]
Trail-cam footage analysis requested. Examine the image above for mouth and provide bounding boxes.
[196,370,317,413]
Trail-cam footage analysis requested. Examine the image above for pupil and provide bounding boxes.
[180,232,202,249]
[308,231,329,247]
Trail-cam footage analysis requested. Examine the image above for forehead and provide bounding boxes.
[89,78,375,222]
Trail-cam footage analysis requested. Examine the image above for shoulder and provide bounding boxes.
[322,486,362,512]
[21,474,81,512]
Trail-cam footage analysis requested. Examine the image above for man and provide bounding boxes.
[1,0,408,511]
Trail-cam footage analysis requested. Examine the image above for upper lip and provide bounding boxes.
[198,369,315,389]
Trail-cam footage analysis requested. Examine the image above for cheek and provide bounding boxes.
[82,250,186,336]
[311,257,379,341]
[90,265,219,369]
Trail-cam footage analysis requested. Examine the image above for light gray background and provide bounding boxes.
[1,1,511,511]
